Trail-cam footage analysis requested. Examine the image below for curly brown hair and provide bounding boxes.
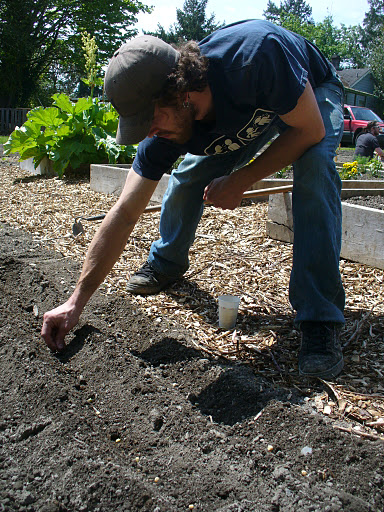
[157,41,209,106]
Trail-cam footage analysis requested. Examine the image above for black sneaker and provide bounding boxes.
[298,321,344,379]
[126,262,178,295]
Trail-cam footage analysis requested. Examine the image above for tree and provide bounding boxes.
[368,25,384,108]
[268,13,314,40]
[339,24,366,68]
[309,16,349,61]
[362,1,384,108]
[263,0,313,25]
[346,0,384,71]
[146,0,224,44]
[0,0,151,108]
[362,0,384,46]
[261,5,361,69]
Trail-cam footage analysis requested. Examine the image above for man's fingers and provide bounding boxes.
[55,327,67,351]
[41,316,66,352]
[41,318,55,350]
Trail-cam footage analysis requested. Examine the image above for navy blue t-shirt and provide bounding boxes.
[133,20,336,180]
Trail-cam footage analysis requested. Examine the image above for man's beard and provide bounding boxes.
[157,104,196,145]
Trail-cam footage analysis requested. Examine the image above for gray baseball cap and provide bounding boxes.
[104,35,180,145]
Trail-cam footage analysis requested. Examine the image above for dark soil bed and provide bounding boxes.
[344,195,384,211]
[1,224,384,512]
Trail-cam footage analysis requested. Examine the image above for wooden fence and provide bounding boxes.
[0,108,29,135]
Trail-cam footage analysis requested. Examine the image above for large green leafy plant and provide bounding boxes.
[4,95,135,178]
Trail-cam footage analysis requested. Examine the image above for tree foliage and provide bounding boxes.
[347,0,384,107]
[308,16,349,61]
[262,0,384,109]
[262,1,360,66]
[263,0,313,25]
[368,26,384,106]
[0,0,151,108]
[146,0,224,44]
[362,0,384,47]
[339,24,366,68]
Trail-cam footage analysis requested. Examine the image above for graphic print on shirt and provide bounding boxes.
[204,108,276,155]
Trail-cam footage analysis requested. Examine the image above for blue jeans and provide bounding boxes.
[148,79,345,325]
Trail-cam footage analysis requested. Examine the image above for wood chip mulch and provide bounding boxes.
[1,154,384,441]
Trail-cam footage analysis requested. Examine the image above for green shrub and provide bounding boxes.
[4,93,136,178]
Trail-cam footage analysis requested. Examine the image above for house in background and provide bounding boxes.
[337,67,378,111]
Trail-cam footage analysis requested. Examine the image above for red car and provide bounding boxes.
[342,104,384,147]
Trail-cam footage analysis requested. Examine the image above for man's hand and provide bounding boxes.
[41,301,81,352]
[203,175,245,210]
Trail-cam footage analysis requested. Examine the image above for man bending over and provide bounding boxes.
[42,20,345,380]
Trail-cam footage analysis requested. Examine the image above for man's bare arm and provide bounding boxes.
[204,81,326,209]
[41,169,158,351]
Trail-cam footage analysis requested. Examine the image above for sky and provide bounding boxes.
[134,0,369,34]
